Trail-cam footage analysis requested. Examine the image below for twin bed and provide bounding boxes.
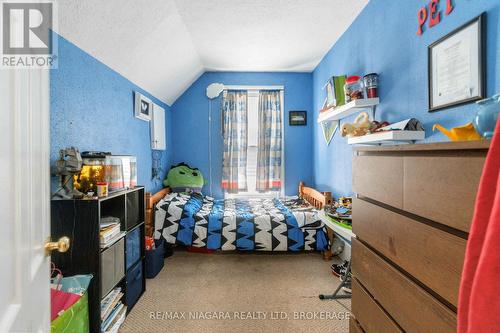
[145,182,333,257]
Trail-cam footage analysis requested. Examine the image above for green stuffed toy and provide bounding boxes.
[163,163,205,193]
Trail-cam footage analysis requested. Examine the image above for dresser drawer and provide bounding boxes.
[353,152,485,234]
[352,239,456,333]
[403,155,484,233]
[352,155,403,209]
[352,278,402,333]
[353,198,466,306]
[349,317,364,333]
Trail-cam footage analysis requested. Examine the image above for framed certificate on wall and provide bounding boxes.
[428,14,485,112]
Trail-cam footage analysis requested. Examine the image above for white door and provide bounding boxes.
[0,66,52,331]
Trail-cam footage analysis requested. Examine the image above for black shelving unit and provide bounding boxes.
[51,187,146,333]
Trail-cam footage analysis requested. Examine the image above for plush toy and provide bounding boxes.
[331,236,345,256]
[341,112,371,137]
[163,163,205,193]
[369,120,390,133]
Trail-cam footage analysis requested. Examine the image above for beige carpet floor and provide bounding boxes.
[122,251,350,333]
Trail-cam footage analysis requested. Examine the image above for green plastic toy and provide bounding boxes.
[163,163,205,192]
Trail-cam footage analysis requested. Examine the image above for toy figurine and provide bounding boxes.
[52,147,84,199]
[338,197,352,208]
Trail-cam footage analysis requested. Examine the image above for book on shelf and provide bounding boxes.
[333,76,347,107]
[101,286,127,333]
[326,79,335,107]
[101,302,125,332]
[100,223,119,235]
[104,305,127,333]
[324,75,347,108]
[100,225,120,244]
[100,231,125,248]
[101,216,120,227]
[101,288,123,320]
[100,216,121,246]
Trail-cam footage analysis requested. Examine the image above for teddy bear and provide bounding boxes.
[341,112,371,137]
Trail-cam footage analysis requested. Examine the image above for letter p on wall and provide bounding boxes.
[416,0,455,36]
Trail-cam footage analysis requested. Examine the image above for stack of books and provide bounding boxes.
[100,217,123,248]
[101,288,126,333]
[324,75,347,109]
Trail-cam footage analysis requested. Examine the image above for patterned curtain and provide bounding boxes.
[221,91,248,193]
[256,90,282,192]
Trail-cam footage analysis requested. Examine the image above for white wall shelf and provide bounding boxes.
[347,130,425,145]
[317,98,379,123]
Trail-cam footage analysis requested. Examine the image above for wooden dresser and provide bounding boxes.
[350,141,490,333]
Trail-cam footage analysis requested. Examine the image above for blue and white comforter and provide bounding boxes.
[154,193,328,252]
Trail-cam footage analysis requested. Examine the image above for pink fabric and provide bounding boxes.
[51,288,81,321]
[458,119,500,333]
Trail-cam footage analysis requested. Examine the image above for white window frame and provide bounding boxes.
[224,86,285,199]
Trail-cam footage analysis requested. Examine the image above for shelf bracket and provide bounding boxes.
[370,105,377,121]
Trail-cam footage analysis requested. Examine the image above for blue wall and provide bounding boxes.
[312,0,500,198]
[50,34,172,192]
[171,72,314,199]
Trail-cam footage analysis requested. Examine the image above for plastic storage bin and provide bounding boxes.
[145,239,165,279]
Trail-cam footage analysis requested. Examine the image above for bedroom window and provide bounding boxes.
[223,87,285,199]
[245,90,262,195]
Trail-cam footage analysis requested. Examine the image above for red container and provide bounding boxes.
[363,73,379,98]
[344,76,364,102]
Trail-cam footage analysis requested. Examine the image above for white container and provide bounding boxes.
[105,155,137,191]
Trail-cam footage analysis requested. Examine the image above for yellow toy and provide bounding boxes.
[432,123,481,141]
[341,112,371,137]
[338,197,352,208]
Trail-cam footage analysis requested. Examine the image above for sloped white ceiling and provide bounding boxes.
[56,0,368,105]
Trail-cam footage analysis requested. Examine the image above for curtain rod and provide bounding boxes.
[224,85,284,91]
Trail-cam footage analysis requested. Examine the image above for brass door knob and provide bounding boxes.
[45,236,70,255]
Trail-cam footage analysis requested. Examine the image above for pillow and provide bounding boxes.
[163,163,205,193]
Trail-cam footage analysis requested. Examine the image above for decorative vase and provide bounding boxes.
[474,93,500,139]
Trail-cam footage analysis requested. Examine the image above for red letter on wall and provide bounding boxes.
[417,7,428,35]
[446,0,454,15]
[429,0,441,27]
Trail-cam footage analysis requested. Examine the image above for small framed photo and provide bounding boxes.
[289,111,307,126]
[134,92,152,121]
[428,14,485,112]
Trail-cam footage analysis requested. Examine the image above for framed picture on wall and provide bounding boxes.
[289,111,307,126]
[134,92,152,121]
[428,14,485,112]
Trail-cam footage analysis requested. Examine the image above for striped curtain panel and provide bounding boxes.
[256,90,282,192]
[221,91,248,193]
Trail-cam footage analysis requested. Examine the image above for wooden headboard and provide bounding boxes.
[298,181,333,209]
[144,182,332,236]
[145,187,170,236]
